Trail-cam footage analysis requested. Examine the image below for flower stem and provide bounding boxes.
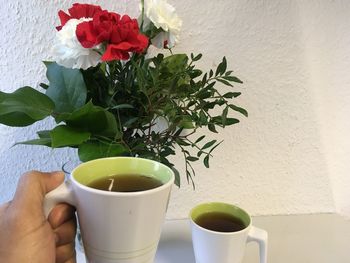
[140,0,145,31]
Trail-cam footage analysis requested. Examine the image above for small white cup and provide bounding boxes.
[190,202,268,263]
[44,157,174,263]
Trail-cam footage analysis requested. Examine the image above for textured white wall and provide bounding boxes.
[0,0,349,218]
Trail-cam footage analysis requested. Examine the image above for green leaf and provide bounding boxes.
[78,140,128,162]
[229,104,248,117]
[208,123,218,133]
[57,102,119,137]
[225,118,240,125]
[172,167,181,187]
[201,73,208,84]
[44,61,87,113]
[50,125,91,148]
[222,106,229,127]
[209,140,224,154]
[209,69,214,78]
[178,115,195,129]
[195,135,205,144]
[197,150,204,157]
[173,128,184,137]
[199,110,207,125]
[223,92,241,98]
[111,104,134,110]
[187,156,199,162]
[123,117,138,128]
[204,155,210,168]
[189,69,202,79]
[192,53,202,61]
[37,130,51,138]
[217,78,233,87]
[202,140,217,150]
[15,129,53,147]
[222,75,243,83]
[215,57,227,76]
[0,86,54,127]
[15,138,52,147]
[176,139,191,146]
[161,54,188,74]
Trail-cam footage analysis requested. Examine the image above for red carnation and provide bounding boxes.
[76,11,149,61]
[56,3,103,31]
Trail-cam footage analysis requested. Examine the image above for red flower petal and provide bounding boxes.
[76,21,99,48]
[56,10,71,31]
[74,9,149,61]
[68,3,102,20]
[101,44,130,61]
[136,34,149,52]
[56,3,103,31]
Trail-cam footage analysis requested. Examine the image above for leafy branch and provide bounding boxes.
[0,53,246,188]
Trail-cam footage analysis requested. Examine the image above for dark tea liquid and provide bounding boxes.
[195,212,246,232]
[87,174,163,192]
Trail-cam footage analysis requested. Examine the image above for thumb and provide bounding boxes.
[12,171,65,217]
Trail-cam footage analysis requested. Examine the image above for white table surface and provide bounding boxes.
[77,213,350,263]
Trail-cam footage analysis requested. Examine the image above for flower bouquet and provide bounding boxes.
[0,0,246,187]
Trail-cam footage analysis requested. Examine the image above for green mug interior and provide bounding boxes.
[190,202,251,229]
[71,157,174,187]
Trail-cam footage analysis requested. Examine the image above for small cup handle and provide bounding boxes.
[43,181,76,218]
[247,226,268,263]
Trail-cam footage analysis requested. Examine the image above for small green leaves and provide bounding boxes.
[195,135,205,144]
[0,87,54,127]
[223,92,241,98]
[204,155,210,168]
[178,115,195,129]
[215,57,227,76]
[186,156,199,162]
[202,140,217,150]
[222,75,243,83]
[172,167,181,187]
[191,53,202,62]
[229,104,248,117]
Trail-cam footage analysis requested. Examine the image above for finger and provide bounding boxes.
[54,218,77,246]
[0,201,11,214]
[49,203,76,229]
[12,171,65,216]
[56,242,76,263]
[64,257,77,263]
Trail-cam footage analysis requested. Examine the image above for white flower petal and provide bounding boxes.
[50,18,102,70]
[144,0,182,48]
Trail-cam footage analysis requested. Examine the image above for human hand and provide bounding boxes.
[0,171,77,263]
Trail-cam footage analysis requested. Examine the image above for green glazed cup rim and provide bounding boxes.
[70,157,175,196]
[190,202,252,234]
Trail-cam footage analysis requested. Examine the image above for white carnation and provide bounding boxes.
[143,0,182,48]
[50,18,101,70]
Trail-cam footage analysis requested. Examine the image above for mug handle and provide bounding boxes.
[43,181,76,218]
[247,226,268,263]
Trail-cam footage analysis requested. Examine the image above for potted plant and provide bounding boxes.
[0,0,247,188]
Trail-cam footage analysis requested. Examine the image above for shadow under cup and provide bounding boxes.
[69,157,175,263]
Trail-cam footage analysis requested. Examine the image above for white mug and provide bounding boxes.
[44,157,174,263]
[190,202,268,263]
